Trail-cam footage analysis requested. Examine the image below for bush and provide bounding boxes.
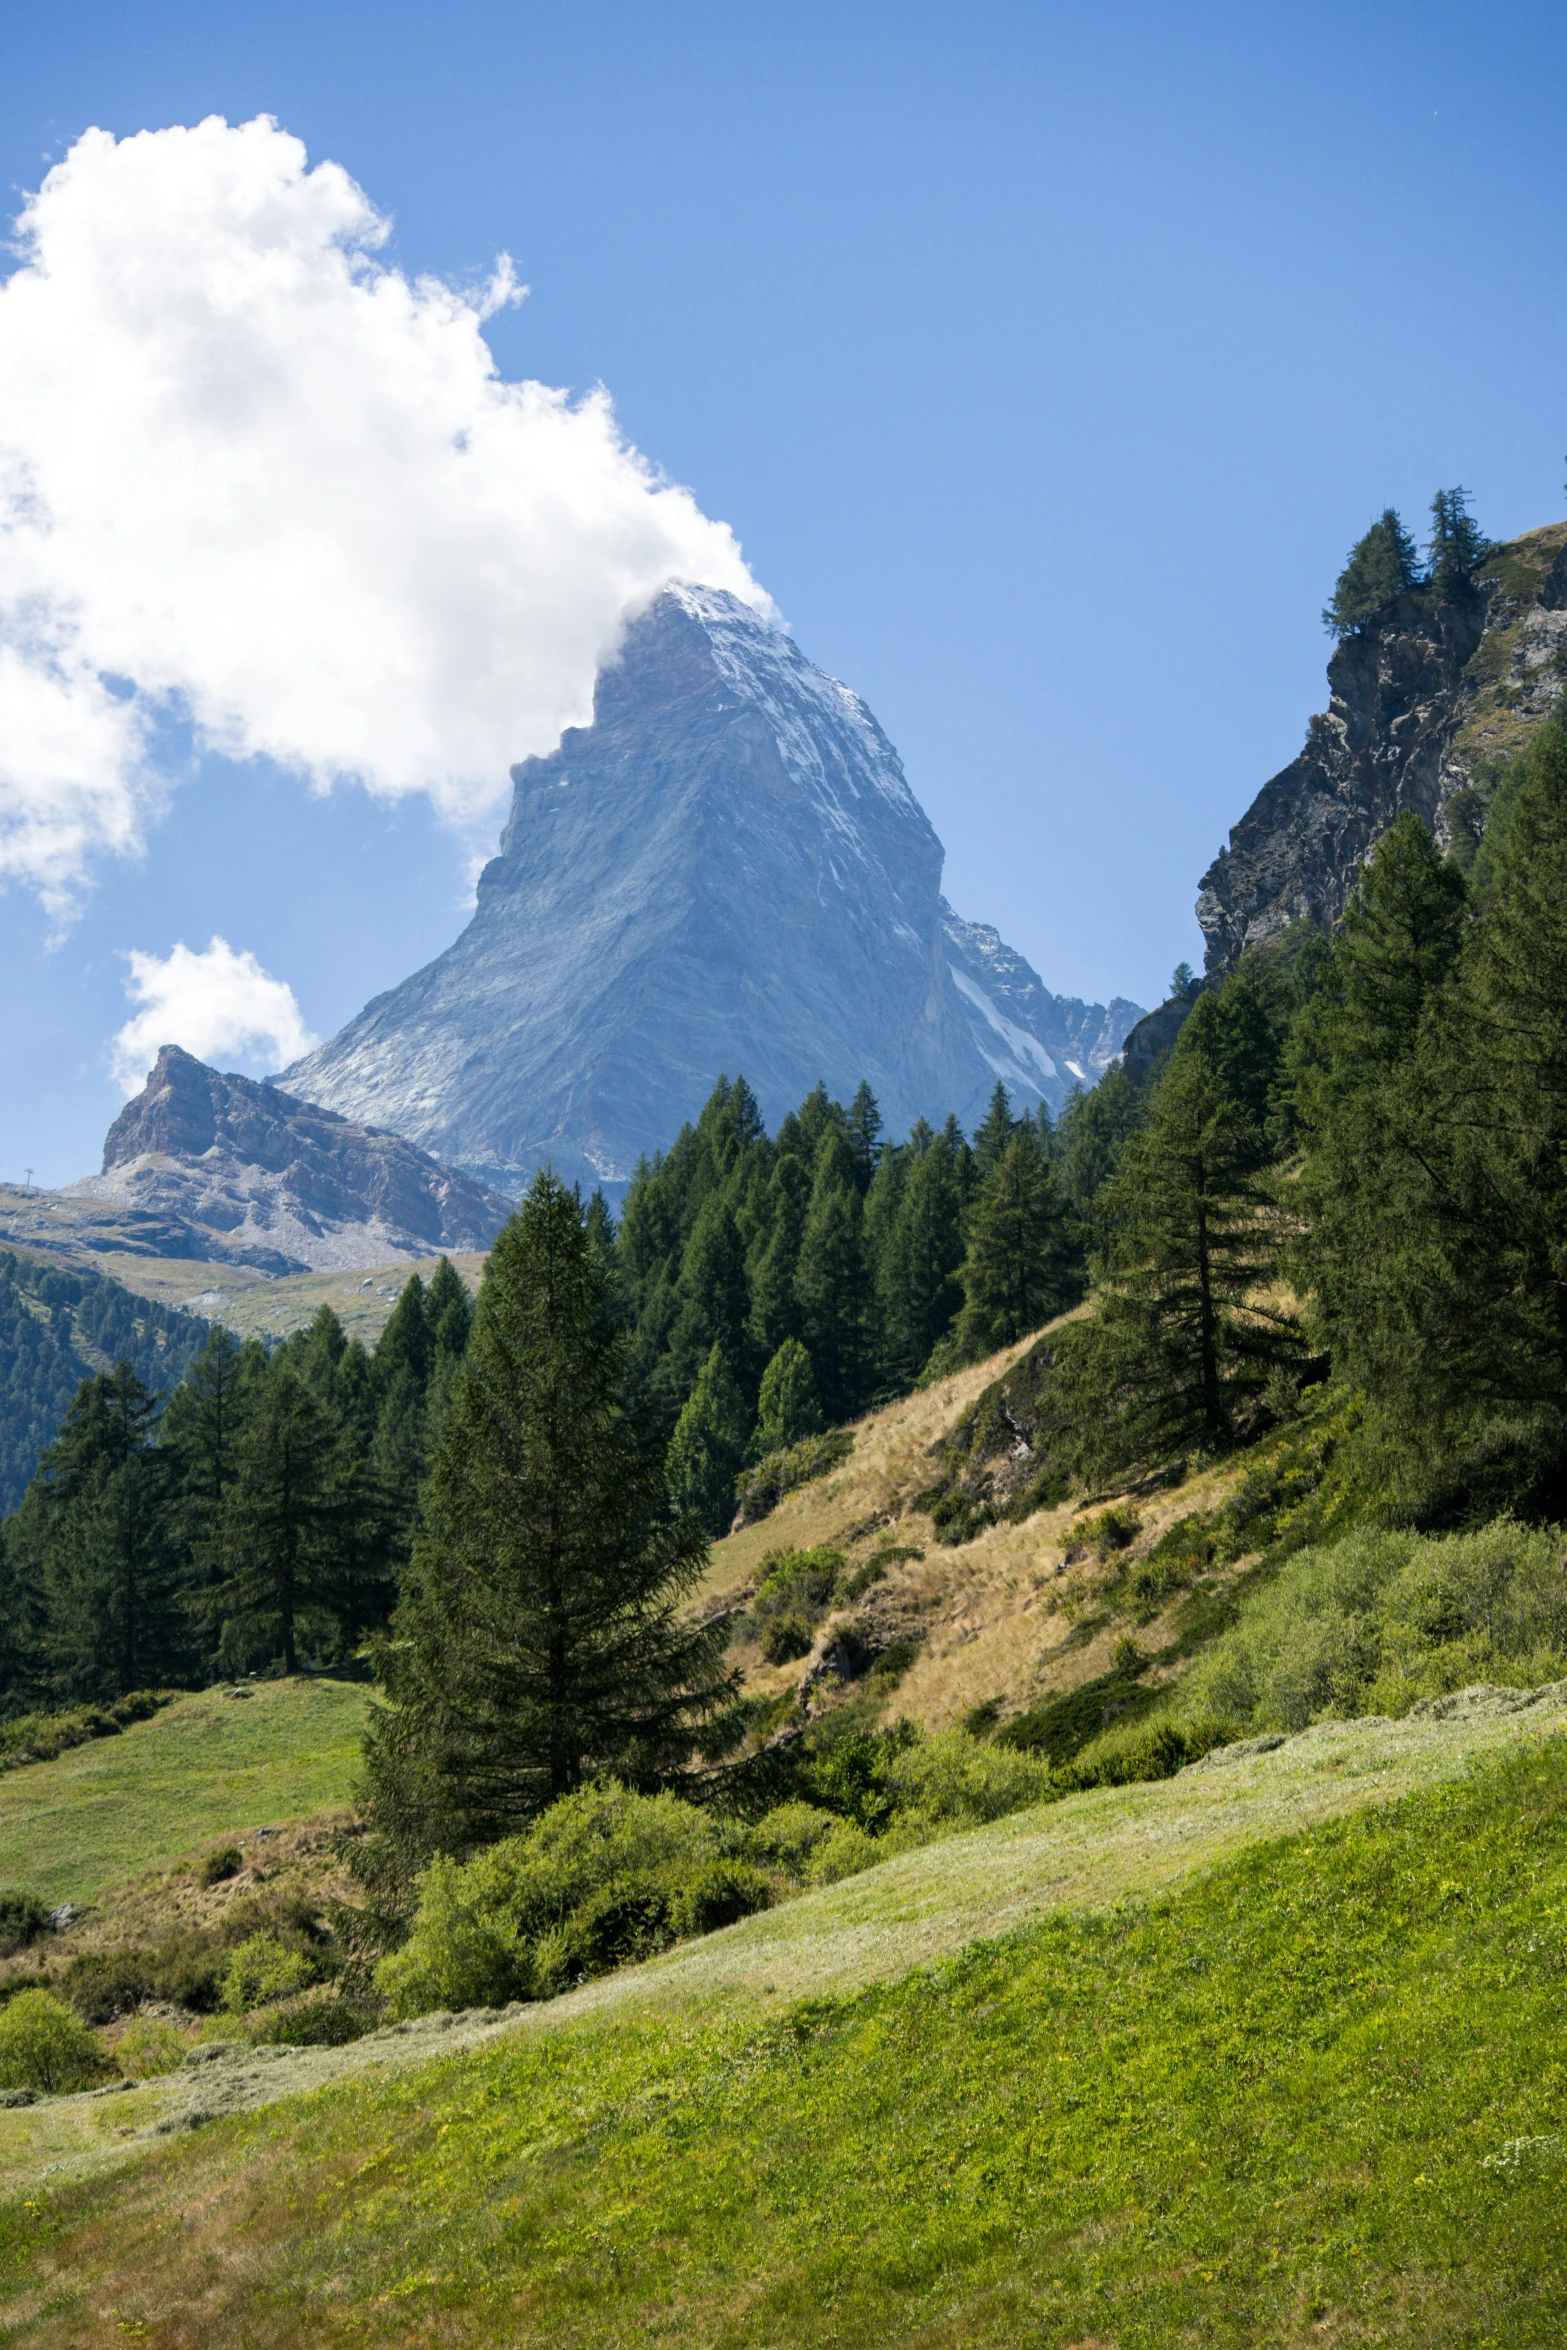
[0,1889,51,1956]
[841,1545,922,1602]
[997,1672,1159,1766]
[1068,1506,1141,1562]
[878,1729,1054,1832]
[61,1948,155,2024]
[201,1845,244,1887]
[149,1931,229,2014]
[1174,1518,1567,1736]
[670,1861,772,1937]
[740,1800,839,1879]
[378,1783,723,2020]
[247,1990,378,2047]
[804,1819,881,1885]
[0,1691,172,1776]
[0,1989,107,2095]
[223,1932,318,2015]
[113,2017,188,2078]
[761,1613,814,1665]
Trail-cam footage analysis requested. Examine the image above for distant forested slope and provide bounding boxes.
[0,1250,207,1513]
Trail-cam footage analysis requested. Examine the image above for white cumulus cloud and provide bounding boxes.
[0,115,764,911]
[111,936,319,1095]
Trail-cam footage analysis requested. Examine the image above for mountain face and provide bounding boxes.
[62,1045,512,1275]
[282,586,1142,1192]
[1199,523,1567,973]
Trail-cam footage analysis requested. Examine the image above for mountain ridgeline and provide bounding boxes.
[281,586,1142,1194]
[67,1045,513,1274]
[1198,511,1567,974]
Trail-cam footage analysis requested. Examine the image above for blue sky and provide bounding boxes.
[4,0,1566,1184]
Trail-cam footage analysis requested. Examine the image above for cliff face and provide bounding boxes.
[1198,523,1567,973]
[65,1046,512,1274]
[282,587,1142,1192]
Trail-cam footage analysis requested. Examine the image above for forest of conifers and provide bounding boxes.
[5,708,1567,1719]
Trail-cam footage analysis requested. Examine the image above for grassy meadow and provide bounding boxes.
[0,1680,370,1907]
[6,1725,1567,2345]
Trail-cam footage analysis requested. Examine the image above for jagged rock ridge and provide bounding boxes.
[61,1045,512,1275]
[282,586,1142,1192]
[1199,522,1567,973]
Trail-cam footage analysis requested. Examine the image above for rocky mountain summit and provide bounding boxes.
[282,586,1141,1192]
[59,1046,511,1275]
[1199,521,1567,972]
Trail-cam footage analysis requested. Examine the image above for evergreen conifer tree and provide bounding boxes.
[360,1174,734,1865]
[954,1125,1074,1359]
[746,1160,808,1362]
[1303,724,1567,1503]
[203,1364,371,1675]
[665,1343,750,1532]
[794,1128,874,1421]
[752,1337,823,1456]
[845,1080,883,1192]
[1055,1065,1146,1218]
[1322,508,1422,636]
[972,1082,1016,1183]
[875,1127,967,1386]
[34,1366,179,1699]
[1061,1024,1302,1476]
[1426,487,1489,600]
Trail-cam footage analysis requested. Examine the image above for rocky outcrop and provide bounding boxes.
[1198,523,1567,973]
[281,587,1142,1193]
[62,1046,512,1274]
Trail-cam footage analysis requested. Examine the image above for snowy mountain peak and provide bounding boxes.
[282,590,1142,1193]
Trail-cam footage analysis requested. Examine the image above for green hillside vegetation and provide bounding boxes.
[0,1250,206,1517]
[7,1729,1567,2345]
[8,628,1567,2332]
[0,1679,368,1906]
[0,1259,474,1713]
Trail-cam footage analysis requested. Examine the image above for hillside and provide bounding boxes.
[3,1702,1565,2339]
[0,1249,208,1515]
[0,1680,370,1908]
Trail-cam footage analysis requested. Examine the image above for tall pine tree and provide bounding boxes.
[360,1174,735,1868]
[954,1124,1075,1359]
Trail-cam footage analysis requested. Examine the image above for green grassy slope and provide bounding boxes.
[8,1725,1567,2346]
[0,1680,370,1906]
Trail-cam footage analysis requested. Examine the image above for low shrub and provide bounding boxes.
[1172,1517,1567,1737]
[670,1861,772,1937]
[1063,1716,1236,1790]
[803,1818,881,1885]
[247,1989,379,2047]
[223,1932,319,2015]
[61,1948,155,2024]
[149,1931,230,2014]
[865,1636,921,1688]
[997,1672,1159,1766]
[878,1729,1054,1832]
[1067,1506,1142,1562]
[112,2017,188,2079]
[378,1784,725,2020]
[0,1989,107,2095]
[0,1888,51,1956]
[200,1845,244,1888]
[760,1613,814,1666]
[841,1545,922,1602]
[740,1799,839,1878]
